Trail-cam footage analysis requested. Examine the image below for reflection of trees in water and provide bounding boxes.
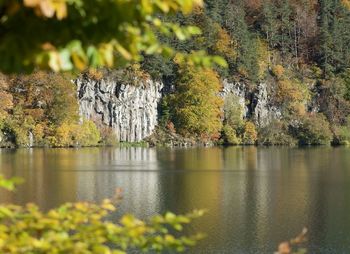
[155,147,224,253]
[1,147,350,252]
[0,148,78,209]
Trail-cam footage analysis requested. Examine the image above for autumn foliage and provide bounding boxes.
[0,72,101,147]
[169,66,223,141]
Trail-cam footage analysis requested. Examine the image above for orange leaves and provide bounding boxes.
[276,80,305,103]
[272,64,285,78]
[23,0,67,20]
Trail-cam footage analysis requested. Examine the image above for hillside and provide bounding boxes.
[1,0,350,147]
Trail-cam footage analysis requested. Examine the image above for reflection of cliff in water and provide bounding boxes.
[75,147,161,217]
[1,147,350,253]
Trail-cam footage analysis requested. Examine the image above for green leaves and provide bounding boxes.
[0,174,23,191]
[0,197,204,253]
[0,174,203,253]
[0,0,227,73]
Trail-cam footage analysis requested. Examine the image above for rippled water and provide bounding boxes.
[1,146,350,253]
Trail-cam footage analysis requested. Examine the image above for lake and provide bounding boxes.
[1,146,350,253]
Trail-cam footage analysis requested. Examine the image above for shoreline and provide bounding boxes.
[0,142,347,150]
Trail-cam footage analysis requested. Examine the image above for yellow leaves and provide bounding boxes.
[33,124,44,141]
[99,43,114,67]
[275,78,310,116]
[53,119,101,147]
[55,121,73,146]
[101,199,116,212]
[141,0,155,14]
[179,0,203,14]
[0,175,23,192]
[71,52,87,71]
[164,234,176,244]
[170,66,223,140]
[342,0,350,10]
[115,43,133,61]
[175,51,227,69]
[48,51,61,72]
[276,80,306,103]
[24,0,67,20]
[0,237,4,249]
[24,0,41,7]
[213,25,237,61]
[272,64,285,78]
[120,214,144,228]
[271,63,310,116]
[151,0,203,14]
[243,121,257,145]
[0,195,203,253]
[5,0,221,72]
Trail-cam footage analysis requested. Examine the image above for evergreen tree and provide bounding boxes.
[262,1,279,50]
[205,0,224,24]
[224,0,259,80]
[278,0,294,57]
[318,0,350,76]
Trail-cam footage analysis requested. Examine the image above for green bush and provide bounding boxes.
[258,120,297,146]
[333,116,350,145]
[223,94,245,132]
[295,114,332,145]
[334,125,350,145]
[222,124,241,145]
[77,120,101,146]
[1,112,35,147]
[53,120,101,147]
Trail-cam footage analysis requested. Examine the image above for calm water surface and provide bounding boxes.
[1,146,350,253]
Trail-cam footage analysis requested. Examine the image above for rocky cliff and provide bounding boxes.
[76,75,163,142]
[76,75,311,143]
[221,80,282,127]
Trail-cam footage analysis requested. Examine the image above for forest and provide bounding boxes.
[1,1,349,253]
[1,0,350,147]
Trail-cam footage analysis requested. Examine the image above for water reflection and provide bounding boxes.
[1,146,350,253]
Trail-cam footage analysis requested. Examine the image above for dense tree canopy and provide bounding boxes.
[168,66,223,140]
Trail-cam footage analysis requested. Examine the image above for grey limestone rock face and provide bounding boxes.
[221,80,282,127]
[221,79,248,118]
[76,76,163,142]
[252,83,282,127]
